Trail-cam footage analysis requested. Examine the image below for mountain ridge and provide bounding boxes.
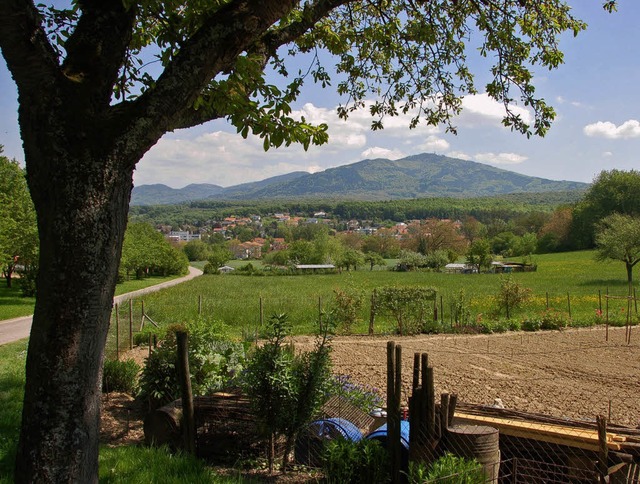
[131,153,587,205]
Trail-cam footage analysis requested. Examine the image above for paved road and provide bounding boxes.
[0,266,203,345]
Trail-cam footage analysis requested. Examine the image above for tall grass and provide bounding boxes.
[108,250,636,346]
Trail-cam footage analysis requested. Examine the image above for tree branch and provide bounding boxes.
[0,0,60,97]
[128,0,298,139]
[61,0,136,106]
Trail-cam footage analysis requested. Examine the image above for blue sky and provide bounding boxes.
[1,1,639,188]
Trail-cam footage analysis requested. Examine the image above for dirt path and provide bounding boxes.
[294,326,640,427]
[0,266,203,345]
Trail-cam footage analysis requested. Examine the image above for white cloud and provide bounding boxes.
[583,120,640,139]
[459,93,533,127]
[360,147,404,160]
[475,152,528,165]
[446,151,472,161]
[602,151,613,157]
[417,136,450,152]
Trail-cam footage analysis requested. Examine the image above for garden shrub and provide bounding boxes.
[452,289,472,328]
[507,318,522,331]
[138,317,244,408]
[102,358,140,394]
[17,263,37,297]
[478,320,494,334]
[331,286,364,334]
[407,453,484,483]
[492,276,532,319]
[539,308,569,330]
[323,438,389,484]
[492,318,511,333]
[375,286,437,335]
[521,319,541,332]
[243,313,333,471]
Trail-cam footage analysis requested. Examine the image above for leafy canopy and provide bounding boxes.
[32,0,601,152]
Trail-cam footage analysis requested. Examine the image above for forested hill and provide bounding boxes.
[131,153,587,205]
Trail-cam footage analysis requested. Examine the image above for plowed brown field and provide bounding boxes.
[294,326,640,427]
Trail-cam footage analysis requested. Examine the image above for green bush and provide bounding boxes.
[138,317,244,408]
[539,308,569,330]
[492,276,532,319]
[242,313,333,471]
[521,319,541,332]
[323,438,389,484]
[407,453,484,483]
[331,287,364,334]
[102,358,140,394]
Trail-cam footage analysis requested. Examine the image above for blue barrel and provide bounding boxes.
[365,421,410,470]
[295,417,362,467]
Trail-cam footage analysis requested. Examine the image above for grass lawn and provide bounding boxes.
[108,250,637,344]
[0,273,187,321]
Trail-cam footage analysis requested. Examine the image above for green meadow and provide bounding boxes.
[108,251,637,351]
[0,274,184,321]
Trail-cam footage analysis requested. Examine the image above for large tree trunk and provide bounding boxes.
[14,125,134,481]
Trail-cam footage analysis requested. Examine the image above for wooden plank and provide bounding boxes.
[454,412,625,452]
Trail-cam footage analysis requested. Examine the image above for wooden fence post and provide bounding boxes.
[177,331,196,455]
[369,290,376,335]
[598,290,602,314]
[606,288,609,342]
[597,415,608,484]
[129,299,133,350]
[387,341,402,484]
[259,297,264,327]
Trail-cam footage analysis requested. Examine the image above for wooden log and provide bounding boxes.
[426,367,435,440]
[144,402,182,448]
[448,394,458,427]
[441,393,450,437]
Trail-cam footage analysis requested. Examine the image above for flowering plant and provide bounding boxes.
[327,374,384,413]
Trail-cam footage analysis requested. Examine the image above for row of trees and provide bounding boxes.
[0,148,38,294]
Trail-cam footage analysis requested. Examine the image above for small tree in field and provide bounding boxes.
[492,276,532,319]
[466,239,493,273]
[595,213,640,295]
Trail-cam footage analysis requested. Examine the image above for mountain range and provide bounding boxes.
[131,153,587,205]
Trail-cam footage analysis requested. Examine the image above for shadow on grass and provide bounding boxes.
[577,278,630,289]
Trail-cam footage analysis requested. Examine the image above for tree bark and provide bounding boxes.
[14,125,134,481]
